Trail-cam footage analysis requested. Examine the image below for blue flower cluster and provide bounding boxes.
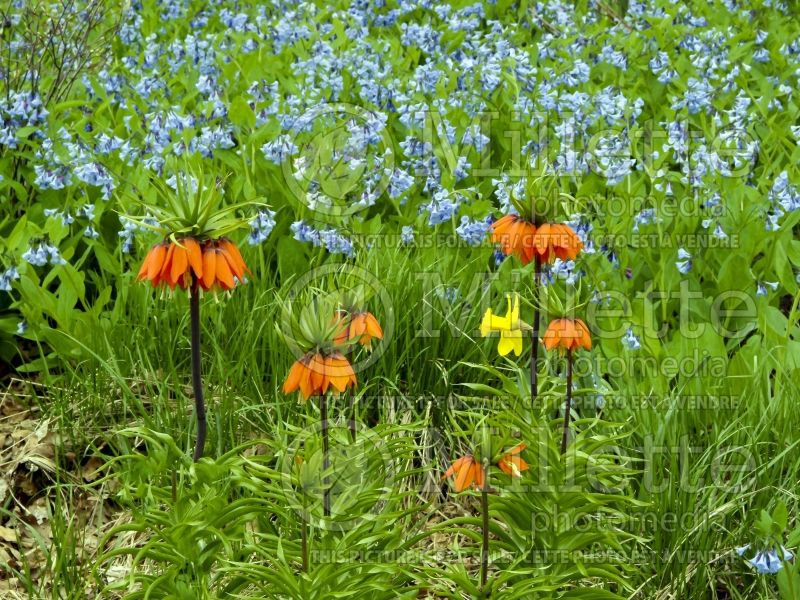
[0,0,798,321]
[737,544,794,575]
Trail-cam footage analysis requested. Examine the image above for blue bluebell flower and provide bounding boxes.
[248,209,277,245]
[44,209,74,226]
[738,545,794,574]
[400,225,415,245]
[262,135,299,164]
[455,216,491,246]
[0,266,19,292]
[23,243,66,267]
[756,281,779,297]
[676,248,692,275]
[622,328,641,350]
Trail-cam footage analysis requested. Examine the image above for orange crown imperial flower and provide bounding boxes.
[443,444,529,492]
[442,454,485,492]
[199,238,250,292]
[137,237,203,290]
[333,310,384,350]
[282,350,357,401]
[497,443,529,478]
[531,223,583,263]
[137,236,249,292]
[490,215,537,265]
[542,318,592,352]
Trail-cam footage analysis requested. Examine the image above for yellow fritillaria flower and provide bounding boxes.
[480,294,529,356]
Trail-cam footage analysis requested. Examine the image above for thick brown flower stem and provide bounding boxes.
[301,517,309,572]
[190,285,206,462]
[480,465,490,591]
[344,319,356,442]
[320,393,331,517]
[531,257,541,410]
[561,349,573,454]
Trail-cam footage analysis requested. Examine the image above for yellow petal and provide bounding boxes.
[482,306,515,335]
[510,293,519,325]
[498,330,523,356]
[480,308,494,338]
[497,329,522,356]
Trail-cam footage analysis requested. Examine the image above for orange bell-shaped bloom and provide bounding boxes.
[442,454,485,492]
[334,310,384,350]
[137,237,204,290]
[490,215,537,265]
[283,351,357,401]
[199,238,250,292]
[497,443,529,478]
[531,223,583,263]
[324,352,358,393]
[542,318,592,352]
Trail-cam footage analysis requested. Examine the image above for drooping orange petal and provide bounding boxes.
[364,313,383,339]
[498,442,529,476]
[323,355,338,391]
[183,238,203,279]
[498,454,528,477]
[498,458,511,476]
[283,359,305,394]
[308,353,326,394]
[454,456,474,492]
[170,244,188,286]
[160,242,175,279]
[531,223,551,261]
[137,246,159,281]
[473,462,485,489]
[518,223,534,265]
[298,362,314,400]
[348,313,367,339]
[561,225,583,260]
[490,215,517,255]
[146,244,167,282]
[327,354,355,393]
[490,214,516,235]
[219,245,244,281]
[214,251,235,290]
[576,319,592,350]
[442,455,468,481]
[201,247,217,290]
[543,320,560,351]
[220,239,250,275]
[137,256,149,281]
[564,319,577,348]
[493,216,538,264]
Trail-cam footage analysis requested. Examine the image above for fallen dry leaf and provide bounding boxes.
[0,525,19,543]
[82,457,104,482]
